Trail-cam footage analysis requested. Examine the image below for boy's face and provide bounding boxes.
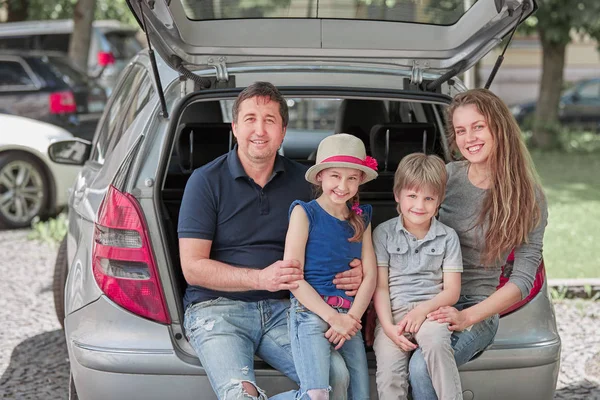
[395,186,440,232]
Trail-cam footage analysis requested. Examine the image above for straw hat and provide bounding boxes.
[305,133,379,185]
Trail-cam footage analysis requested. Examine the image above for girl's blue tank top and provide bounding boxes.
[289,200,372,302]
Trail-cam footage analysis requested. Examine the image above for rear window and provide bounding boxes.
[27,56,88,88]
[0,60,34,88]
[104,31,143,60]
[181,0,478,25]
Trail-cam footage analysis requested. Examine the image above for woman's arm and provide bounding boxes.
[347,224,377,320]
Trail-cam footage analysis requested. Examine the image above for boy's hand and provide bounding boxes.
[383,323,417,352]
[398,308,428,334]
[333,258,363,296]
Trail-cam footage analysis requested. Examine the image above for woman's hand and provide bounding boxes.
[427,306,470,331]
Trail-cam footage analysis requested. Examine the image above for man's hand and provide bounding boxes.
[257,260,303,292]
[333,258,363,296]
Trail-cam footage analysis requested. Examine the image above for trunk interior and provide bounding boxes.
[159,92,451,358]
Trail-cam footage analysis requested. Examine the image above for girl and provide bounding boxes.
[284,133,378,400]
[408,89,548,399]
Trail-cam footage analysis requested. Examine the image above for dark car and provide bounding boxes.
[511,78,600,130]
[0,51,107,141]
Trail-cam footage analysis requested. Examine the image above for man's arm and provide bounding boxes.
[180,238,303,292]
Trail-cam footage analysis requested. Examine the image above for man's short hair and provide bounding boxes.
[393,153,447,204]
[232,82,289,127]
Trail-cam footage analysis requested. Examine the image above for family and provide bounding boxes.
[178,82,547,400]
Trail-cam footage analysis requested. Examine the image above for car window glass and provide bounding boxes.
[0,61,34,87]
[92,64,145,164]
[578,82,600,100]
[104,32,143,60]
[38,34,70,52]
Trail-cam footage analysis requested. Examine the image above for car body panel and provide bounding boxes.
[0,114,80,207]
[128,0,535,77]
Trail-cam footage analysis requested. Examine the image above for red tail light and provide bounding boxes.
[49,91,77,114]
[498,251,545,316]
[97,51,116,66]
[92,185,171,324]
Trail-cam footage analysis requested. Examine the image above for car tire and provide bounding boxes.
[53,235,68,329]
[0,151,50,229]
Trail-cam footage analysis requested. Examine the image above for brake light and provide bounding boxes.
[49,91,76,114]
[92,185,171,324]
[498,251,545,316]
[97,51,115,66]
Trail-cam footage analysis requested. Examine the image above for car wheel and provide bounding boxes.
[53,235,68,329]
[0,152,49,229]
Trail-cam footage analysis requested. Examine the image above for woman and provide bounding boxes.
[408,88,548,399]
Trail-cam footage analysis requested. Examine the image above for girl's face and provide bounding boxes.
[317,167,363,206]
[395,186,439,232]
[452,104,495,166]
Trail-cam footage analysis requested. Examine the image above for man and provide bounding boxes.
[178,82,363,399]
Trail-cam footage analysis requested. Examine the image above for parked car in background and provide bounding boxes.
[511,77,600,130]
[0,19,143,94]
[0,114,81,229]
[0,51,107,141]
[48,0,560,399]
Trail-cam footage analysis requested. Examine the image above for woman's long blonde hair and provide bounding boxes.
[445,89,543,265]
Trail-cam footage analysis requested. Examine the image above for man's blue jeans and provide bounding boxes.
[408,295,500,400]
[289,297,370,400]
[184,297,350,400]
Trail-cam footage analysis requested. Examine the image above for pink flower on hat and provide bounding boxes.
[364,156,378,171]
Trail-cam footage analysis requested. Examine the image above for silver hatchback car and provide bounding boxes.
[49,0,560,398]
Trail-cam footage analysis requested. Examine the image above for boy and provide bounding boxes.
[372,153,464,400]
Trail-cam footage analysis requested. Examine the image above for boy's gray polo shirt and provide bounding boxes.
[372,216,463,311]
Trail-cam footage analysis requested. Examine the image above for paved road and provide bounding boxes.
[0,228,599,399]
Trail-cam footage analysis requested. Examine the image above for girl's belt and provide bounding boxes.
[321,295,352,309]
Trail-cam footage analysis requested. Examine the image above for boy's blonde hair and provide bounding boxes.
[393,153,447,214]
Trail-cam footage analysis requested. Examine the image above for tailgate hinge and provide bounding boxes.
[208,57,229,82]
[410,61,426,85]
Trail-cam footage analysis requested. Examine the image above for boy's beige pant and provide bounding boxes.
[373,302,463,400]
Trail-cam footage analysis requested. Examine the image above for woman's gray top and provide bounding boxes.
[438,161,548,299]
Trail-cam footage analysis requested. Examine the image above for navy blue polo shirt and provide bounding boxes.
[178,146,311,308]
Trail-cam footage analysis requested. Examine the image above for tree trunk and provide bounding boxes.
[6,0,29,22]
[68,0,97,73]
[532,30,567,149]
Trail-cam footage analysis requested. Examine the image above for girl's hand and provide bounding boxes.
[325,328,348,350]
[327,313,361,339]
[398,308,427,334]
[383,323,417,352]
[427,306,470,331]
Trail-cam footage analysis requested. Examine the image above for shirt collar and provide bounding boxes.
[227,144,286,180]
[395,215,446,240]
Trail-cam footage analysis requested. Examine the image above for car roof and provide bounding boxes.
[0,50,69,59]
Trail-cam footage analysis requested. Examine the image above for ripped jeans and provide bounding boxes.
[184,297,350,400]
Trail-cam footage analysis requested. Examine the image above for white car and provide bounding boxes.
[0,114,81,228]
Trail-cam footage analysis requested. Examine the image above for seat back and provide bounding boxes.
[334,99,389,153]
[370,123,437,172]
[176,122,233,173]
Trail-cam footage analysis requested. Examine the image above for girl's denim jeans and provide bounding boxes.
[289,297,370,400]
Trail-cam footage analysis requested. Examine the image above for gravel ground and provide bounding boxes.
[0,228,599,399]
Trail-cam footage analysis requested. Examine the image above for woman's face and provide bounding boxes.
[452,104,495,166]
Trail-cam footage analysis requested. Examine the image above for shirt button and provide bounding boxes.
[396,247,400,252]
[415,249,419,254]
[412,238,416,242]
[431,249,435,253]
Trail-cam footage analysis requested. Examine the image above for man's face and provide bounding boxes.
[232,96,286,164]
